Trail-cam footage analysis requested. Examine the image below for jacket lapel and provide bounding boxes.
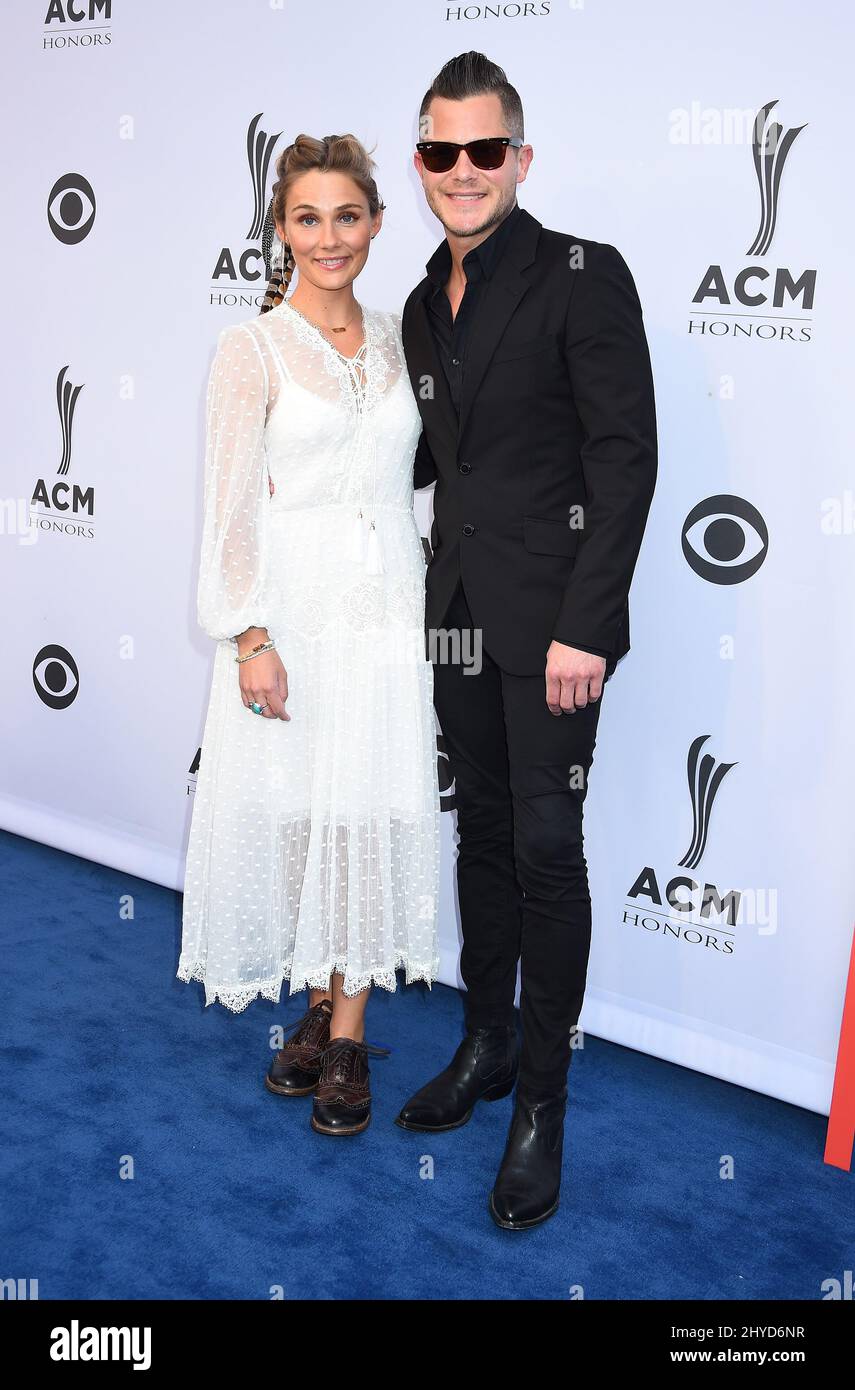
[457,213,539,442]
[404,287,459,454]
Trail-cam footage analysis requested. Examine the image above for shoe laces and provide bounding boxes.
[321,1036,391,1087]
[280,1000,332,1052]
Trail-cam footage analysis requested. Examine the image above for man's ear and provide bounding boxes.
[517,144,534,185]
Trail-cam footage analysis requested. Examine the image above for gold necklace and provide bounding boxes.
[286,300,360,336]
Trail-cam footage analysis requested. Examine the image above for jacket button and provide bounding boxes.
[458,461,472,474]
[462,523,475,536]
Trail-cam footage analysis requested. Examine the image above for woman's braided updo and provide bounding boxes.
[259,133,385,314]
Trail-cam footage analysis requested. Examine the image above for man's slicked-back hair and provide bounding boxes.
[418,51,524,141]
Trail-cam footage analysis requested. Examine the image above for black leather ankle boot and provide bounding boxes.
[488,1085,567,1230]
[395,1024,518,1132]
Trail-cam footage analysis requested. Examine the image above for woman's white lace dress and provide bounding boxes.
[177,300,441,1013]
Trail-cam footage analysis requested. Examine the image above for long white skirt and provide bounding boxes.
[178,505,441,1013]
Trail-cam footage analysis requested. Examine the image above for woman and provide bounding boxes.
[178,134,441,1136]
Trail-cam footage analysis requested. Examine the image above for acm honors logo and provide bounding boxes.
[690,98,814,342]
[43,0,113,50]
[624,734,741,954]
[29,366,95,540]
[210,114,286,310]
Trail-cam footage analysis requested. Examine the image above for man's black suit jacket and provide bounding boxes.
[401,207,657,675]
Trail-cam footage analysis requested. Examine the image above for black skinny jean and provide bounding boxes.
[431,576,616,1097]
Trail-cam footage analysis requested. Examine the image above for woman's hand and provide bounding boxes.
[237,647,290,720]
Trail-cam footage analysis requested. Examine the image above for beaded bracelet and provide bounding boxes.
[234,639,276,664]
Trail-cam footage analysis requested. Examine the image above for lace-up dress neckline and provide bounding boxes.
[279,297,367,366]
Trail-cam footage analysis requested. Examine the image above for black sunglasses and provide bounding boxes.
[416,137,523,173]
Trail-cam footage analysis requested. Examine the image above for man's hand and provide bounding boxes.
[545,641,606,716]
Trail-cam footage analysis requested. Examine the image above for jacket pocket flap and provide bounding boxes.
[493,331,562,364]
[523,515,580,556]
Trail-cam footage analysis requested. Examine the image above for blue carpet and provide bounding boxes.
[0,827,851,1300]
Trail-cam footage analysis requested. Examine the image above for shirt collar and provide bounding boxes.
[425,201,522,290]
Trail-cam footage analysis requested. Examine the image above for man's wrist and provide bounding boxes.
[551,637,611,660]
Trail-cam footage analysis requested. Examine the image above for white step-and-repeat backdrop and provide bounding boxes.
[3,1,853,1114]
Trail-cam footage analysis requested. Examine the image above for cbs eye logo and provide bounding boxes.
[47,174,96,245]
[33,645,79,709]
[681,494,768,584]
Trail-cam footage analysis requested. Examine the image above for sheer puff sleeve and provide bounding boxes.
[196,323,274,644]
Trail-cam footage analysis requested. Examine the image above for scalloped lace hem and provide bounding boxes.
[175,956,439,1015]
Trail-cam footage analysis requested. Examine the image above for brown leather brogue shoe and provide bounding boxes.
[265,998,333,1097]
[310,1035,391,1136]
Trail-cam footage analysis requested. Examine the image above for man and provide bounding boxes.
[396,51,658,1231]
